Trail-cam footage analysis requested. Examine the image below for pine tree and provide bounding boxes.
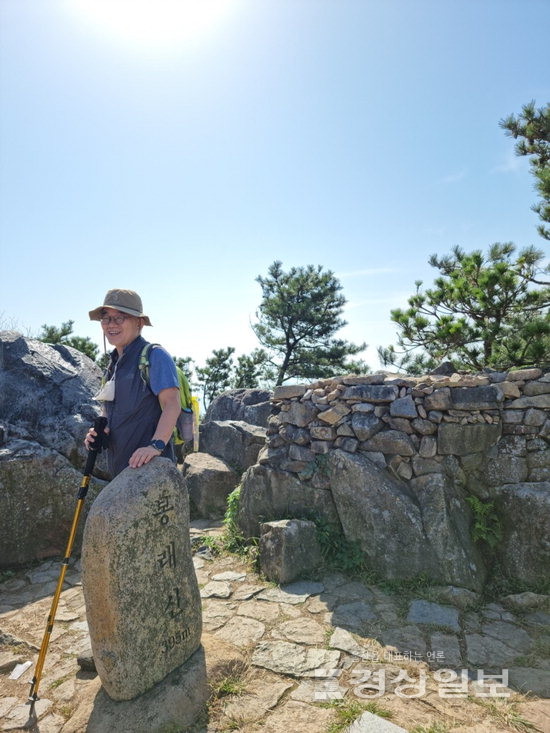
[379,244,550,373]
[232,349,270,389]
[500,101,550,240]
[196,347,235,408]
[253,261,365,385]
[38,320,99,361]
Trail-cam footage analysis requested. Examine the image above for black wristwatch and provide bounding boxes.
[149,439,166,452]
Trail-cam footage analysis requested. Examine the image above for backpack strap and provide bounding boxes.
[138,342,157,388]
[139,342,192,406]
[138,342,197,447]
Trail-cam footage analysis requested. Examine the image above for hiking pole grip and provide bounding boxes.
[82,416,108,481]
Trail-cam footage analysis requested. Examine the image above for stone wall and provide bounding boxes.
[238,368,550,590]
[261,368,549,492]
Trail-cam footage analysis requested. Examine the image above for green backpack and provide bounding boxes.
[138,343,194,445]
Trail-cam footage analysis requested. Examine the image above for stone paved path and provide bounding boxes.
[1,521,549,732]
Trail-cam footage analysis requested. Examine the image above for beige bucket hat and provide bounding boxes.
[89,289,152,326]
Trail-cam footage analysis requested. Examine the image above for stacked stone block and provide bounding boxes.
[261,369,550,492]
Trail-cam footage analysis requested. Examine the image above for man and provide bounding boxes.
[85,289,180,477]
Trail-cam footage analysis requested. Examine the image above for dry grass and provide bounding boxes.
[470,696,538,732]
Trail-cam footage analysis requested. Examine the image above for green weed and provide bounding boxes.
[59,705,74,720]
[222,486,249,554]
[465,495,502,549]
[220,721,241,731]
[380,572,433,595]
[0,569,16,583]
[48,674,71,690]
[212,674,247,698]
[321,699,392,733]
[314,516,376,579]
[156,724,185,733]
[207,665,250,730]
[377,572,440,613]
[201,535,223,555]
[195,485,254,558]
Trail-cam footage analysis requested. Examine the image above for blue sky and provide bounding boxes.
[1,0,549,373]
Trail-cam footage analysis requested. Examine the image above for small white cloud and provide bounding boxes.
[491,150,527,174]
[423,225,447,237]
[438,169,468,185]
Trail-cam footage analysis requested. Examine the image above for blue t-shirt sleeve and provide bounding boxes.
[148,346,179,396]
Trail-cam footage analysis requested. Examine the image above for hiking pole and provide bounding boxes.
[27,416,107,721]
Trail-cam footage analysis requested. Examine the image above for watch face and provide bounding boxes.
[151,439,165,451]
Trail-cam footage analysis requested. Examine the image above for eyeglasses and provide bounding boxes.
[100,314,130,326]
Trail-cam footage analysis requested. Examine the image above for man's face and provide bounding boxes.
[100,308,141,351]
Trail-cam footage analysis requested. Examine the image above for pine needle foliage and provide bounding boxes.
[500,100,550,241]
[253,261,366,385]
[379,243,549,373]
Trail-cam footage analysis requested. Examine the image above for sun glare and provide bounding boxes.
[70,0,235,49]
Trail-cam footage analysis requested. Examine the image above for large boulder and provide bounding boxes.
[239,450,486,591]
[0,332,104,567]
[325,450,485,591]
[200,420,266,473]
[183,452,239,519]
[496,482,550,586]
[0,439,104,567]
[238,464,340,539]
[204,388,272,427]
[409,471,486,590]
[0,331,101,465]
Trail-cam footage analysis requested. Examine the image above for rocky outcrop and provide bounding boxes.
[0,331,101,465]
[238,464,340,539]
[199,419,266,474]
[0,440,104,567]
[0,332,103,567]
[496,483,550,586]
[184,452,239,519]
[204,388,272,428]
[326,450,485,590]
[190,390,270,506]
[179,388,270,523]
[239,368,550,590]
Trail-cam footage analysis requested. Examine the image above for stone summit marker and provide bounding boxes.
[82,458,202,701]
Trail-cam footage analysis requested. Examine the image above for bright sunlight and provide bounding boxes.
[69,0,236,49]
